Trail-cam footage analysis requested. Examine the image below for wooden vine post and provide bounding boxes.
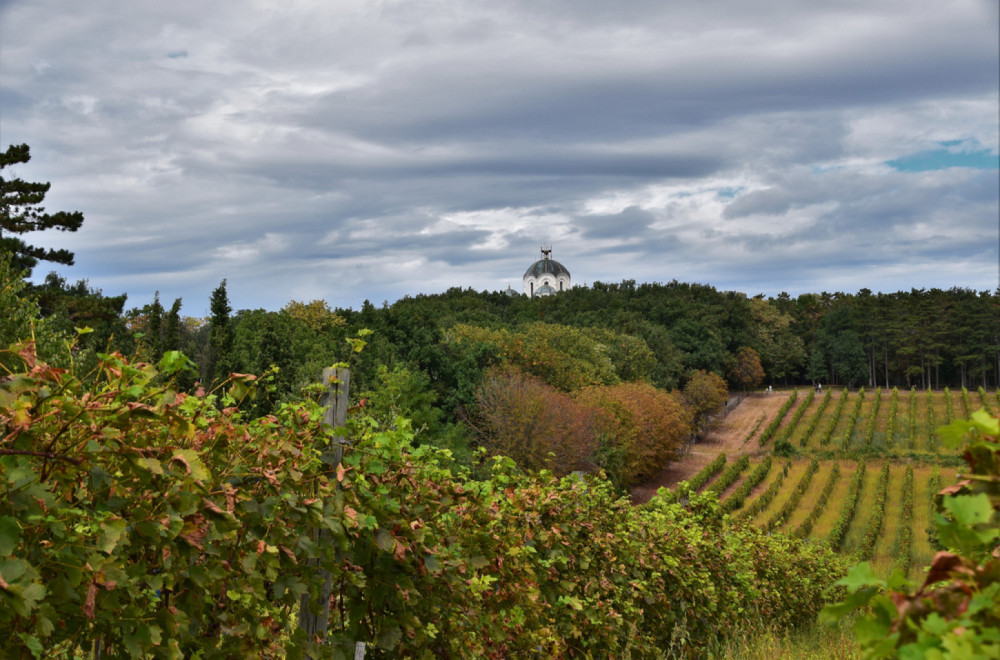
[298,367,356,653]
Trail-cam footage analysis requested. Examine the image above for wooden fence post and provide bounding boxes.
[299,367,350,650]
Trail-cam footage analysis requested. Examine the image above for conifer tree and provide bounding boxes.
[0,144,84,274]
[207,279,232,382]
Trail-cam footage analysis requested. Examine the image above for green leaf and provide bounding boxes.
[98,518,127,554]
[969,408,1000,436]
[16,633,43,659]
[835,562,884,592]
[375,528,395,553]
[944,494,992,527]
[423,554,442,573]
[171,449,210,481]
[0,516,22,555]
[376,624,402,650]
[158,351,196,375]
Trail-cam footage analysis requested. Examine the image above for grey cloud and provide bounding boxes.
[1,0,996,310]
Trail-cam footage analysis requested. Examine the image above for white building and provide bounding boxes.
[523,247,571,297]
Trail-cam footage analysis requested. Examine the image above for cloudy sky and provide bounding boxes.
[2,0,998,315]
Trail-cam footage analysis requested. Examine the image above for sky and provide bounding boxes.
[1,0,998,316]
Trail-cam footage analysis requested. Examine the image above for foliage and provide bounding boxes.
[576,381,692,487]
[0,345,849,658]
[722,456,773,513]
[707,455,750,496]
[730,346,765,391]
[0,254,66,370]
[821,410,1000,659]
[472,367,600,475]
[450,322,620,392]
[662,453,727,504]
[686,453,727,493]
[683,369,729,435]
[748,297,806,384]
[0,144,85,274]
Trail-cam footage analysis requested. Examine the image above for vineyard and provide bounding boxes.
[665,386,998,580]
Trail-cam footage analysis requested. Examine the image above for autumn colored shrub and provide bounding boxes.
[683,369,729,435]
[472,367,600,475]
[576,382,692,487]
[0,344,848,659]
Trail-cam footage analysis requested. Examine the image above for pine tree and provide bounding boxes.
[206,279,232,383]
[163,298,182,353]
[1,144,85,274]
[147,292,164,361]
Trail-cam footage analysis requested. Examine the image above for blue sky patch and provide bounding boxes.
[887,148,999,172]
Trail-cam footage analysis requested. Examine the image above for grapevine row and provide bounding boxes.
[659,452,727,503]
[891,464,914,576]
[819,388,850,447]
[792,463,841,539]
[960,386,971,418]
[758,390,798,445]
[763,458,820,533]
[687,452,727,492]
[908,387,918,449]
[885,387,899,449]
[841,386,865,449]
[721,456,773,513]
[925,388,937,451]
[799,387,832,447]
[979,386,994,415]
[826,462,867,552]
[862,387,882,446]
[943,387,954,425]
[738,460,792,520]
[707,454,750,495]
[926,465,942,550]
[778,388,814,445]
[742,412,767,445]
[854,462,891,560]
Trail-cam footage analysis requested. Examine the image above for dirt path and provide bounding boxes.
[630,392,792,504]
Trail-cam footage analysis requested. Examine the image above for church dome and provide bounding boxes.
[523,253,571,279]
[522,247,572,297]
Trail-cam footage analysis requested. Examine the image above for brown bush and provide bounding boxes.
[576,382,692,486]
[473,367,600,475]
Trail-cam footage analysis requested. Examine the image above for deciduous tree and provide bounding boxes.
[729,346,765,391]
[684,369,729,435]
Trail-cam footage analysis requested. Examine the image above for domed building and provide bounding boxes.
[523,247,571,297]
